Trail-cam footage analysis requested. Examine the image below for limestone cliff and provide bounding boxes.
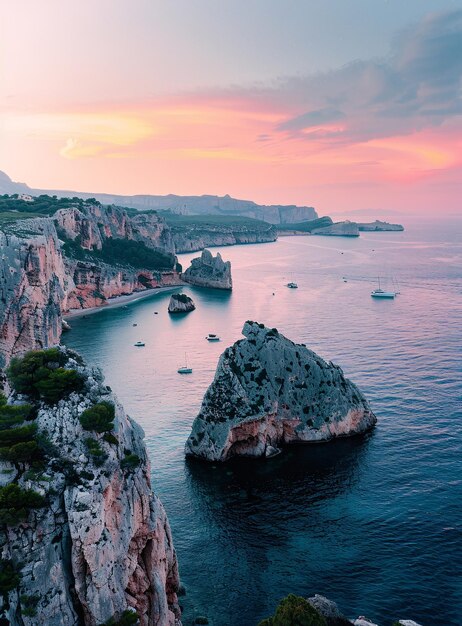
[311,221,360,237]
[357,220,404,232]
[182,250,232,290]
[166,219,277,253]
[0,347,181,625]
[0,203,181,366]
[0,218,69,369]
[185,322,376,461]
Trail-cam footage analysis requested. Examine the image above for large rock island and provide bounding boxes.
[168,292,196,314]
[185,322,376,461]
[357,220,404,232]
[182,249,232,290]
[0,347,181,625]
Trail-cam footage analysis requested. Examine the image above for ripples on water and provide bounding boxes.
[63,220,462,626]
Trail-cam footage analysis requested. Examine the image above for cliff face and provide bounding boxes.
[0,347,181,626]
[0,204,182,366]
[185,322,376,461]
[55,204,175,254]
[170,222,277,253]
[311,221,360,237]
[0,218,68,369]
[182,250,232,290]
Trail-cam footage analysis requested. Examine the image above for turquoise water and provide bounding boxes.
[62,220,462,626]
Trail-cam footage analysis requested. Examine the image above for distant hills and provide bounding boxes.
[0,170,317,225]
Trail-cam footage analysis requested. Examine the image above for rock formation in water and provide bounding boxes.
[182,250,232,290]
[0,218,69,369]
[168,293,196,314]
[357,220,404,232]
[166,217,277,253]
[185,321,376,461]
[0,346,181,626]
[259,594,422,626]
[311,220,360,237]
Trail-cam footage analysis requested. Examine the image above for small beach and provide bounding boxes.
[64,285,180,319]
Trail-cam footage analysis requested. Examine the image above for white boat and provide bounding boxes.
[287,282,298,289]
[134,341,145,347]
[371,278,396,299]
[178,353,192,374]
[206,333,221,342]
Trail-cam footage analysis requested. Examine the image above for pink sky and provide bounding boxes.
[1,2,461,217]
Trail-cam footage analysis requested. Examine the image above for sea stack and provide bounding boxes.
[185,321,376,461]
[0,347,181,625]
[181,249,232,290]
[168,293,196,314]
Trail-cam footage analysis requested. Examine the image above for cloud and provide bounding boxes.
[264,9,462,143]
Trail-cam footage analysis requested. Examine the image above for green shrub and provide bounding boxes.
[0,396,34,430]
[20,594,40,617]
[0,440,42,465]
[103,609,139,625]
[121,453,141,471]
[0,483,46,525]
[80,402,115,433]
[7,349,85,404]
[258,595,327,626]
[84,438,108,467]
[103,432,118,445]
[0,423,37,446]
[0,560,20,596]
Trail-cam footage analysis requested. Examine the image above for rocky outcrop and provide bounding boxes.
[0,218,68,369]
[185,321,376,461]
[261,594,422,626]
[182,250,232,290]
[168,293,196,314]
[0,347,181,625]
[311,220,360,237]
[168,219,277,253]
[357,220,404,232]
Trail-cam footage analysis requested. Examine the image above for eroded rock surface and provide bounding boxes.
[168,293,196,314]
[182,249,232,290]
[0,347,181,626]
[186,321,376,461]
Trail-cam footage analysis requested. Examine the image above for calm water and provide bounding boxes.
[62,220,462,626]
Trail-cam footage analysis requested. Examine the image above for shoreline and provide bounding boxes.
[64,285,182,320]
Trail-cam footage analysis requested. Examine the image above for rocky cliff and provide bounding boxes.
[0,171,318,224]
[357,221,404,232]
[182,250,232,290]
[185,322,376,461]
[0,202,182,366]
[0,218,69,369]
[311,221,360,237]
[0,347,181,625]
[164,216,277,253]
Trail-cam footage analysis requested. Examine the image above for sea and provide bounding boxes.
[62,218,462,626]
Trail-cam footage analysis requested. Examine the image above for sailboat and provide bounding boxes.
[178,353,192,374]
[371,277,396,299]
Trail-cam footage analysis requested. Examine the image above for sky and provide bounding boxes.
[0,0,461,216]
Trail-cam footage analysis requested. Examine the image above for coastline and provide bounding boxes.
[64,285,181,319]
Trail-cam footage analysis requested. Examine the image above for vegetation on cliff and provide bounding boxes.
[258,595,327,626]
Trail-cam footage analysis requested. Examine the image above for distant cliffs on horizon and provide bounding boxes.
[0,169,316,225]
